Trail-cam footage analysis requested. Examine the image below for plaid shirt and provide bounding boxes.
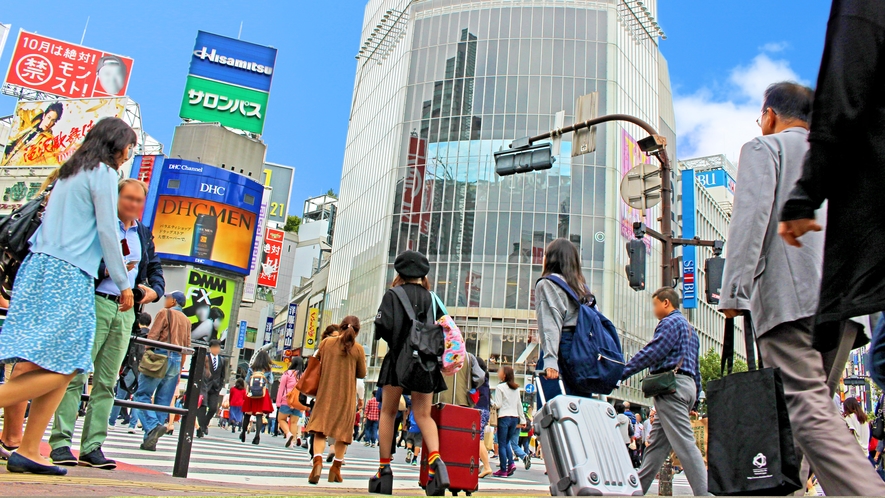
[623,310,702,406]
[365,397,380,421]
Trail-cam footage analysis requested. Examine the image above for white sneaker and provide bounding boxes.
[128,428,139,434]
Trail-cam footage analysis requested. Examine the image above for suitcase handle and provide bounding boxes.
[533,370,567,406]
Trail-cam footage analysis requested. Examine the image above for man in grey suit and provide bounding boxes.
[719,82,885,496]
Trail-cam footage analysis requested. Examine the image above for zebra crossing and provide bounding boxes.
[21,420,553,492]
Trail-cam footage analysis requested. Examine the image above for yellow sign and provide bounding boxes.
[305,308,319,349]
[271,359,289,374]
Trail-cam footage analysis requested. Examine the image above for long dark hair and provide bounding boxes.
[288,356,303,372]
[58,117,136,180]
[501,365,519,390]
[843,397,868,424]
[542,238,590,300]
[475,356,489,385]
[338,316,360,355]
[251,350,272,373]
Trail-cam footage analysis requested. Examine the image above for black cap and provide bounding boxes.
[394,250,430,278]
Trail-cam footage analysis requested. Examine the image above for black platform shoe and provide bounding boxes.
[425,458,450,496]
[368,465,393,495]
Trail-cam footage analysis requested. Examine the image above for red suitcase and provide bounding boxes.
[419,403,481,495]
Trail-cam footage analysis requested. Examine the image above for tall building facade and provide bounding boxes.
[329,0,675,402]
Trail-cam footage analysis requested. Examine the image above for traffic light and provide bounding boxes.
[625,239,646,291]
[705,240,725,304]
[494,142,555,176]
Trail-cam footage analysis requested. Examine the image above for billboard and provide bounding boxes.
[261,163,295,225]
[681,169,698,309]
[2,98,126,166]
[284,303,297,349]
[179,75,269,134]
[4,30,133,98]
[696,168,736,194]
[620,130,652,252]
[243,186,271,302]
[188,31,276,92]
[182,267,235,346]
[180,31,276,135]
[402,135,432,235]
[150,159,263,274]
[130,154,162,186]
[257,227,284,288]
[0,23,9,58]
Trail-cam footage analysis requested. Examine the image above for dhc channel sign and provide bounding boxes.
[149,158,264,275]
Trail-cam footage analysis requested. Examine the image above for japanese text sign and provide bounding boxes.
[2,98,126,167]
[284,303,297,349]
[182,268,235,347]
[257,227,284,288]
[4,30,133,99]
[180,75,268,134]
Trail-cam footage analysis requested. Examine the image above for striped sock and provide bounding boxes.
[427,451,441,479]
[375,458,391,478]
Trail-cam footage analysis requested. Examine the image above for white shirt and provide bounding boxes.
[845,413,870,453]
[493,382,525,424]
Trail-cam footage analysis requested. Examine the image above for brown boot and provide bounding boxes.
[328,458,343,483]
[308,455,323,485]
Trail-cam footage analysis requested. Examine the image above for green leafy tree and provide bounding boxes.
[698,347,748,395]
[325,188,338,199]
[284,215,301,233]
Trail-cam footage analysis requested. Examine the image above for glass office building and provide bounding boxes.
[328,0,676,402]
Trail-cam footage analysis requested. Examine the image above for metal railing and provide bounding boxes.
[80,337,205,478]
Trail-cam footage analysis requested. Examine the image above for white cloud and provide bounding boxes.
[760,41,789,53]
[674,50,807,164]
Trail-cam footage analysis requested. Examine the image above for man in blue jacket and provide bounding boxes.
[48,178,164,470]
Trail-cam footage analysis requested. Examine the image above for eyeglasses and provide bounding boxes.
[756,108,776,127]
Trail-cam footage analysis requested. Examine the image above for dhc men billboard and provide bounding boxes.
[150,158,263,275]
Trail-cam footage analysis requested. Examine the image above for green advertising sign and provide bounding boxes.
[179,75,268,134]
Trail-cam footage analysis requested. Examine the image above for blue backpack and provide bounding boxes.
[544,275,625,396]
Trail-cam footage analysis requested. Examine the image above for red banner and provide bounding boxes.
[257,227,284,288]
[4,30,133,99]
[402,136,433,235]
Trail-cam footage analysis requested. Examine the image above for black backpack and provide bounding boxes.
[392,286,444,394]
[873,401,885,440]
[0,184,53,299]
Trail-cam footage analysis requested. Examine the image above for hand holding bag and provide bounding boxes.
[707,315,801,496]
[641,327,689,398]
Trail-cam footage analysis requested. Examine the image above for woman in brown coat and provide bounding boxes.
[306,316,366,484]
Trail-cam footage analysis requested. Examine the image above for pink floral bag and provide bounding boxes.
[432,292,466,374]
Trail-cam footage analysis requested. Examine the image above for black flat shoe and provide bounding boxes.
[368,465,393,495]
[7,452,67,476]
[425,458,450,496]
[239,431,246,443]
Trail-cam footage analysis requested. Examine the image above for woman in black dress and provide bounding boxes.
[369,251,448,496]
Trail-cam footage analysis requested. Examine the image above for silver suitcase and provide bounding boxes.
[534,377,642,496]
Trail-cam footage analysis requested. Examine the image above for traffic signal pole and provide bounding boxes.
[517,113,720,289]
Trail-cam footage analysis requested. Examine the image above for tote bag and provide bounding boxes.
[296,354,321,398]
[707,315,801,496]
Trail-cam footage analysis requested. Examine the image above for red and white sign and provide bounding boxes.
[257,227,284,288]
[135,155,160,187]
[4,30,134,99]
[402,136,433,235]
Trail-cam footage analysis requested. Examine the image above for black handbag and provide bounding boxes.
[707,315,801,496]
[392,286,444,394]
[641,327,689,398]
[0,183,53,299]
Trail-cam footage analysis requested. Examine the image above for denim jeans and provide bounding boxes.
[510,427,527,459]
[108,378,133,426]
[135,350,181,439]
[497,416,519,472]
[364,419,379,444]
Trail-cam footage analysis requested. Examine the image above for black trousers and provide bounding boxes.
[197,390,221,430]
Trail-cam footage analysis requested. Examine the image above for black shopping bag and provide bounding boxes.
[707,315,801,496]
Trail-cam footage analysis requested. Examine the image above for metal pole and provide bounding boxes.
[173,346,206,478]
[657,148,674,288]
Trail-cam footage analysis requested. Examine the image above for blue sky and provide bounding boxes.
[0,1,832,214]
